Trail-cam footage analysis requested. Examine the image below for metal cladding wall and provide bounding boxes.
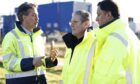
[38,3,59,34]
[38,1,92,33]
[38,2,73,34]
[57,2,73,33]
[2,15,16,37]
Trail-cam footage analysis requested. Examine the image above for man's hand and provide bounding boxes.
[50,49,58,61]
[33,57,44,67]
[49,40,58,61]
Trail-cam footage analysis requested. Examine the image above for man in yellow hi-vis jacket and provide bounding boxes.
[60,10,97,84]
[87,0,140,84]
[2,2,57,84]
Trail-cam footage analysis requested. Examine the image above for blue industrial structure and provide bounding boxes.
[38,1,92,34]
[2,15,16,37]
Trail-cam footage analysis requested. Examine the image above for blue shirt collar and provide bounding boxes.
[21,25,33,35]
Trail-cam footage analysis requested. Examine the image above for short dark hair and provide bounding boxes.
[74,10,91,23]
[17,2,37,22]
[98,0,120,18]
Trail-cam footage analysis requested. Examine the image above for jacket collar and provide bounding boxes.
[95,19,127,40]
[16,21,41,34]
[99,18,118,29]
[63,33,84,49]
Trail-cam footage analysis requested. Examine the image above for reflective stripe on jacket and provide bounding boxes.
[61,31,96,84]
[88,19,140,84]
[2,25,46,78]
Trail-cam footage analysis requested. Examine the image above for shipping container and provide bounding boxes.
[38,1,92,34]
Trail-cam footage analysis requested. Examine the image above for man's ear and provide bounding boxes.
[108,12,112,17]
[22,15,25,21]
[83,20,90,29]
[107,11,113,19]
[104,11,113,21]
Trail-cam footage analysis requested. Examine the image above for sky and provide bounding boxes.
[0,0,140,22]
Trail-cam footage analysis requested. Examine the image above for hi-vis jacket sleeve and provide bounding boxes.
[41,57,58,68]
[2,33,34,72]
[92,35,128,84]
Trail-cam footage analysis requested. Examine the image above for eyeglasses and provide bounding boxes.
[69,20,81,25]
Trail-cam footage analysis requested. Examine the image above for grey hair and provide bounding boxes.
[74,10,91,23]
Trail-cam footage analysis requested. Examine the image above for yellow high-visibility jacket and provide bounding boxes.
[61,31,96,84]
[2,22,57,81]
[88,19,140,84]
